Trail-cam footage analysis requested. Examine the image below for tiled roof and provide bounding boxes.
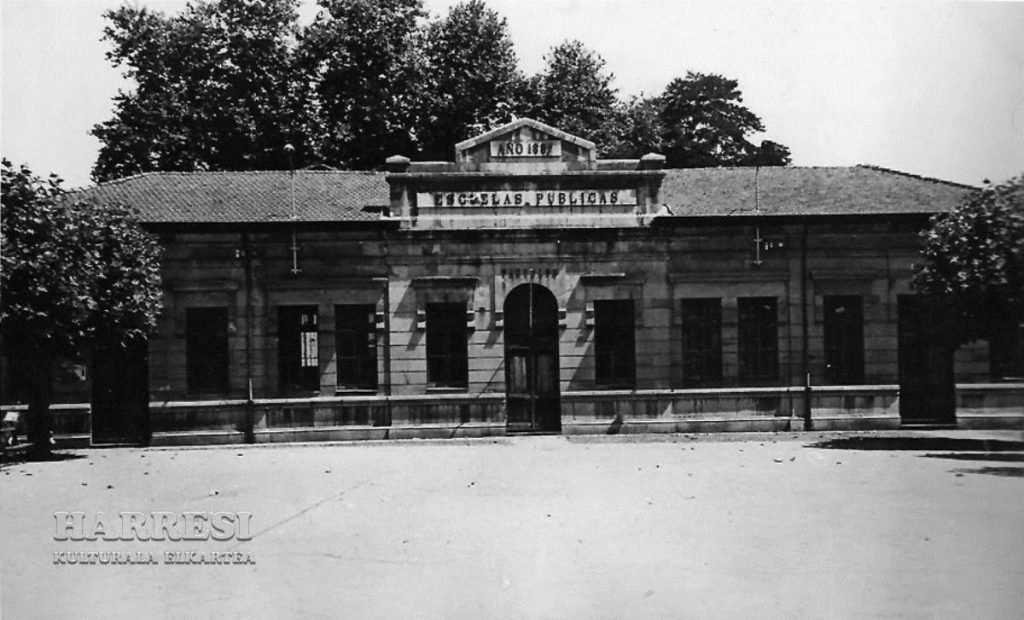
[69,170,388,224]
[69,165,976,224]
[659,165,976,217]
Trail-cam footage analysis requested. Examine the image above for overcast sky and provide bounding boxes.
[2,0,1022,188]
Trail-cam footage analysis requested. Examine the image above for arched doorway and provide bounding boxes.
[504,284,561,432]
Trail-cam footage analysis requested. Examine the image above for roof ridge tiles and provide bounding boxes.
[65,170,155,193]
[98,168,386,181]
[855,164,979,190]
[663,165,851,172]
[154,169,383,176]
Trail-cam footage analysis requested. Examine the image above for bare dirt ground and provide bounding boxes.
[2,430,1022,619]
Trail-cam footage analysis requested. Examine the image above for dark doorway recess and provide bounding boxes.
[897,295,956,425]
[91,336,150,445]
[504,284,561,433]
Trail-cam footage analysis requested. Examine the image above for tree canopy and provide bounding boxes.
[92,0,305,181]
[521,40,621,154]
[417,0,524,160]
[91,0,790,179]
[301,0,426,169]
[648,72,789,167]
[1,160,163,456]
[914,174,1024,376]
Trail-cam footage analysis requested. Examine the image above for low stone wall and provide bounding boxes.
[145,393,508,445]
[803,385,902,431]
[562,388,797,434]
[140,384,1014,442]
[956,383,1024,430]
[5,382,1018,448]
[0,403,91,434]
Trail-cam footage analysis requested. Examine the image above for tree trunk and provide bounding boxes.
[25,348,54,460]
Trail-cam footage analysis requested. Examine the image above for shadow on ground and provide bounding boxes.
[808,436,1024,452]
[950,467,1024,478]
[0,451,87,468]
[808,436,1024,478]
[922,452,1024,462]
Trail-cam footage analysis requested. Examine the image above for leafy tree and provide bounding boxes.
[90,1,790,172]
[742,140,792,167]
[523,40,621,153]
[417,0,524,160]
[91,0,306,182]
[599,73,790,166]
[914,174,1024,376]
[1,161,162,458]
[603,95,665,159]
[300,0,427,169]
[657,72,789,168]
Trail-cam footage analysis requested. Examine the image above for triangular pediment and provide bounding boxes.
[454,118,596,165]
[455,118,596,152]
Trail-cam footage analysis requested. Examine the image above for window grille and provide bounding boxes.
[426,303,468,388]
[681,298,723,385]
[186,307,229,394]
[594,300,636,388]
[278,305,319,393]
[336,305,378,390]
[824,296,864,384]
[738,297,779,383]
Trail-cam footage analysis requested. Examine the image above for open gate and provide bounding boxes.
[504,284,561,433]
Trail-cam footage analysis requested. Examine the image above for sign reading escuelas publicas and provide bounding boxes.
[418,189,638,208]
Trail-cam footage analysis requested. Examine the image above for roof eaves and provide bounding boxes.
[648,210,937,227]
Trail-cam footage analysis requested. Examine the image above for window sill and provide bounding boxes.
[737,379,781,386]
[335,389,378,395]
[278,391,321,399]
[185,391,230,399]
[425,387,468,393]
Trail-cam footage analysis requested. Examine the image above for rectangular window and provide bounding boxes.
[738,297,779,383]
[186,307,229,394]
[594,300,636,388]
[336,305,378,390]
[680,298,723,385]
[824,296,865,384]
[278,305,319,393]
[426,303,468,388]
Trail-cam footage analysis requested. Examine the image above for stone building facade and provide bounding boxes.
[3,119,1021,445]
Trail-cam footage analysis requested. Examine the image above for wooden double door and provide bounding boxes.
[504,284,561,433]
